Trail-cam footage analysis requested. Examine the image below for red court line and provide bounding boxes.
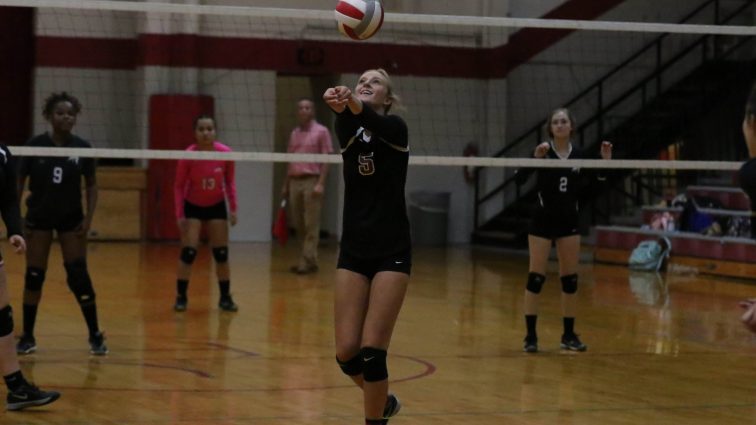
[33,351,437,392]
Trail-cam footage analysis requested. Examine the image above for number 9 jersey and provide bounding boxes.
[19,133,95,228]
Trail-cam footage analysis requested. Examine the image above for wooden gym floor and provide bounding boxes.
[1,241,754,424]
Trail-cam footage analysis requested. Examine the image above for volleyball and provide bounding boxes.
[335,0,384,40]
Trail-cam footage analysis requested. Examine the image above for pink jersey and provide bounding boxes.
[286,120,334,177]
[174,141,237,219]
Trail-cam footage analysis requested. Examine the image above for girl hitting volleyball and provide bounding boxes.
[173,115,238,312]
[323,68,407,425]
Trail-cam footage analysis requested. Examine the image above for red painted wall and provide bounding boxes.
[147,95,214,240]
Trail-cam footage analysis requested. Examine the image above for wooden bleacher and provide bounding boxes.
[686,185,751,210]
[90,167,147,240]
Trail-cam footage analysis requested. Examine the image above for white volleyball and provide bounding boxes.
[335,0,384,40]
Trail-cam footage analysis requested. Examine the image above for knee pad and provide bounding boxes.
[180,247,197,265]
[24,267,46,291]
[561,274,578,294]
[336,354,363,376]
[526,272,546,294]
[64,259,96,306]
[212,246,228,264]
[0,305,12,337]
[360,347,388,382]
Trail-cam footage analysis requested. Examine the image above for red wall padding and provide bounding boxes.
[147,95,214,240]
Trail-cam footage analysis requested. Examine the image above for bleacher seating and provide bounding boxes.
[686,185,751,210]
[594,185,755,279]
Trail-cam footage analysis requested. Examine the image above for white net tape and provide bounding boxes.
[9,146,742,171]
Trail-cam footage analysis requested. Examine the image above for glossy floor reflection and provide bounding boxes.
[2,241,754,424]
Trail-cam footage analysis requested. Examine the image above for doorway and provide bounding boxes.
[273,74,341,242]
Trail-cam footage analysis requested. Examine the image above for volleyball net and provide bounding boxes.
[0,0,749,170]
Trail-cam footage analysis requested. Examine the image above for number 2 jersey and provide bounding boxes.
[19,133,95,222]
[335,105,411,259]
[516,142,606,238]
[173,141,237,219]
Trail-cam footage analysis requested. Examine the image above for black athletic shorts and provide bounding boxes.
[184,200,228,221]
[337,248,412,281]
[528,209,579,240]
[25,210,84,233]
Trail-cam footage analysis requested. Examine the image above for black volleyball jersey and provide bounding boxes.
[19,134,96,219]
[335,105,411,259]
[517,143,605,214]
[0,145,22,236]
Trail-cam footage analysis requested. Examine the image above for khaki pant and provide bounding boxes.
[288,176,322,269]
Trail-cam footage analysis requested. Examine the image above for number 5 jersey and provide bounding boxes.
[335,105,411,259]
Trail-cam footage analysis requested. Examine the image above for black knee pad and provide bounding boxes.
[64,258,96,306]
[212,246,228,264]
[561,274,578,294]
[24,267,46,291]
[180,247,197,265]
[336,354,363,376]
[526,272,546,294]
[360,347,388,382]
[0,305,12,337]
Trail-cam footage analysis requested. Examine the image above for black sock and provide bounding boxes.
[177,279,189,297]
[22,304,38,337]
[525,315,538,339]
[218,280,230,298]
[80,303,100,337]
[4,371,26,392]
[365,419,388,425]
[563,317,575,336]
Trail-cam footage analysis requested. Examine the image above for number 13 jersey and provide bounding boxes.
[173,141,237,220]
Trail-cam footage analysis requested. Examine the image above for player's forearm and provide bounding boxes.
[347,95,363,115]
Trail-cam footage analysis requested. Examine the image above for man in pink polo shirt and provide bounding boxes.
[281,98,334,274]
